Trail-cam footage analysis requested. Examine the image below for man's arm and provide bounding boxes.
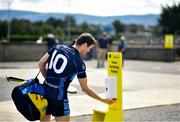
[78,77,113,105]
[38,53,49,77]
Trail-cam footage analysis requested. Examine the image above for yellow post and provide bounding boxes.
[92,52,123,122]
[164,34,174,49]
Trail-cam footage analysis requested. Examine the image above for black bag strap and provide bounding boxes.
[30,70,41,84]
[33,70,41,82]
[21,70,41,90]
[6,70,41,83]
[35,70,41,79]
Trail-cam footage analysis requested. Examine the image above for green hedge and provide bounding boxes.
[112,40,120,45]
[10,35,40,42]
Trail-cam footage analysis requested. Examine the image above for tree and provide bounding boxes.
[64,15,76,27]
[0,15,102,42]
[158,2,180,34]
[46,17,64,29]
[80,22,89,31]
[112,20,125,34]
[0,21,8,38]
[11,18,33,35]
[129,24,138,33]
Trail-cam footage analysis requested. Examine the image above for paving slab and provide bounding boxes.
[0,60,180,121]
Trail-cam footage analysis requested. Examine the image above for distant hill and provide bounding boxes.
[0,9,159,26]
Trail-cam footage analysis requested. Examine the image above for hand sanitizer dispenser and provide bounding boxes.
[105,76,117,99]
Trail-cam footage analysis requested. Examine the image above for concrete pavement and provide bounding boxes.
[0,60,180,121]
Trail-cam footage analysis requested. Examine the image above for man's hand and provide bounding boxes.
[101,98,115,105]
[78,78,116,105]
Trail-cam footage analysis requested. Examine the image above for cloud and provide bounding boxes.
[0,0,180,16]
[14,0,43,3]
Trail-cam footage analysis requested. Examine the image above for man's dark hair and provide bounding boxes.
[75,33,96,47]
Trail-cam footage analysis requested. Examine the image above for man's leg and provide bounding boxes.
[101,50,106,67]
[97,49,102,68]
[40,114,51,122]
[55,115,70,122]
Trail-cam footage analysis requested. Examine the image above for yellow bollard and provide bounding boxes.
[92,52,123,122]
[164,34,174,49]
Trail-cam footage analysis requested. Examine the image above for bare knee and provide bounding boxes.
[40,114,51,122]
[55,115,70,122]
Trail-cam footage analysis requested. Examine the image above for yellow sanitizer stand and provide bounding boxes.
[92,52,123,122]
[165,34,174,49]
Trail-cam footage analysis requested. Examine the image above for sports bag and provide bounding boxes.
[9,72,48,121]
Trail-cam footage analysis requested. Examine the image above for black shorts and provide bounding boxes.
[46,98,70,116]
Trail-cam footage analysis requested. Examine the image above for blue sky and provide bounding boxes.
[0,0,180,16]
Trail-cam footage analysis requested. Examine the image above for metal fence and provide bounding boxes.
[125,33,180,47]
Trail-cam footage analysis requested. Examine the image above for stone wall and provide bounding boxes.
[0,43,47,61]
[0,43,178,62]
[111,45,177,62]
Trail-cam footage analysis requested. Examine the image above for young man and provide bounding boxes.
[118,36,126,67]
[38,33,113,122]
[96,32,112,68]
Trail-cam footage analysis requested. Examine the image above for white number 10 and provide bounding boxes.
[49,50,68,74]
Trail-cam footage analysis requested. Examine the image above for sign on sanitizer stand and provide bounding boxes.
[92,52,123,122]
